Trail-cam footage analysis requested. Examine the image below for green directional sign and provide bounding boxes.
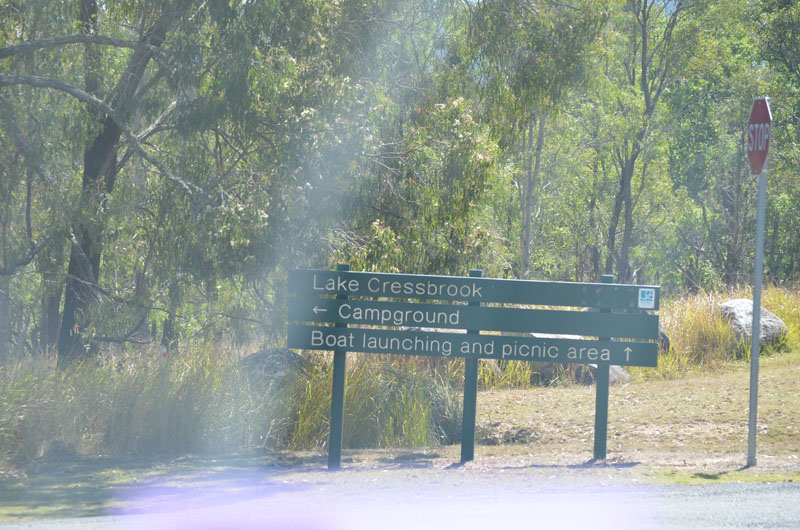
[288,297,658,340]
[287,325,658,367]
[289,269,659,310]
[287,267,662,470]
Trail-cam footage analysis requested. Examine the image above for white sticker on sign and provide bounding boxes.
[638,288,655,309]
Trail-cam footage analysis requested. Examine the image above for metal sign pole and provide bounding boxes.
[747,167,767,467]
[744,97,771,468]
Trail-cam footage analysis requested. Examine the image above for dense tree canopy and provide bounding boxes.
[0,0,797,364]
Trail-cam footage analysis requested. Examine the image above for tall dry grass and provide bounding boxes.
[635,284,799,379]
[0,348,268,465]
[0,346,461,469]
[287,353,461,449]
[1,285,796,465]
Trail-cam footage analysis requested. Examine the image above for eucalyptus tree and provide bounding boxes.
[655,0,800,290]
[0,1,79,359]
[0,0,402,365]
[598,0,697,283]
[464,0,608,280]
[758,0,800,282]
[661,0,772,289]
[323,0,505,278]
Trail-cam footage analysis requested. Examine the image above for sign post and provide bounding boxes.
[288,268,660,468]
[328,263,349,470]
[460,269,482,463]
[746,97,772,468]
[593,274,614,461]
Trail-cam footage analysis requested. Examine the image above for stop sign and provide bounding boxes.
[747,97,772,175]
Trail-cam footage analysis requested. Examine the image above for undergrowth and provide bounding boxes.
[632,284,799,379]
[0,285,796,466]
[0,347,462,469]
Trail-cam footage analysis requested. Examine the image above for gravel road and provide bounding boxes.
[2,459,798,530]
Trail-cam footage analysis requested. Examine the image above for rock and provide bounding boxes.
[719,299,787,347]
[583,364,630,385]
[608,364,631,384]
[239,348,309,390]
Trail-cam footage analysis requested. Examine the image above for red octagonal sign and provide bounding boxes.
[747,97,772,175]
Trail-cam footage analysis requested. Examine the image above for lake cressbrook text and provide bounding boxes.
[313,273,483,299]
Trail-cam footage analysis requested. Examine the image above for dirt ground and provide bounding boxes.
[471,351,800,474]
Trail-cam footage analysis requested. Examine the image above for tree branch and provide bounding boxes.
[0,231,64,276]
[0,33,154,60]
[116,99,177,170]
[0,74,201,197]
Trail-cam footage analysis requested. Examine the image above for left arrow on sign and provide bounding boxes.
[313,306,328,315]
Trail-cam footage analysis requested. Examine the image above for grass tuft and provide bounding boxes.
[634,284,799,379]
[0,347,462,470]
[287,354,460,449]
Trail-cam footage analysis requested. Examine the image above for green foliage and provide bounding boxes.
[0,0,800,365]
[478,359,535,389]
[468,0,608,135]
[334,96,499,276]
[763,286,800,352]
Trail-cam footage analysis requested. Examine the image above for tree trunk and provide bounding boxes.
[57,116,122,366]
[619,177,635,283]
[0,275,9,364]
[57,2,173,366]
[1,202,10,363]
[606,138,641,283]
[721,165,743,286]
[767,214,779,281]
[588,161,602,281]
[41,290,61,355]
[161,280,181,354]
[520,114,545,280]
[605,168,626,277]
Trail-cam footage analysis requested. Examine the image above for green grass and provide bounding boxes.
[288,353,461,449]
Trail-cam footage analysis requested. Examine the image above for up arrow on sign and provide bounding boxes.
[747,97,772,175]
